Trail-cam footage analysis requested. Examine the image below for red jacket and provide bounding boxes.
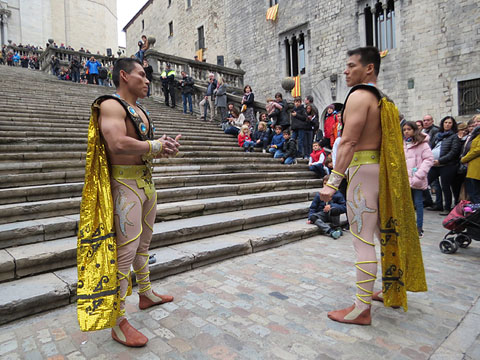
[238,133,251,147]
[324,113,337,140]
[310,149,326,164]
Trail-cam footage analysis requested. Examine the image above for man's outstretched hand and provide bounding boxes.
[159,134,181,157]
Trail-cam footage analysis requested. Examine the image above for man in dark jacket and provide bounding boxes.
[422,114,439,148]
[290,97,309,159]
[199,73,217,121]
[180,70,194,114]
[308,175,346,239]
[70,56,81,83]
[143,60,153,97]
[280,130,297,165]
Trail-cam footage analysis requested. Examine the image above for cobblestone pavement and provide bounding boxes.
[1,211,479,360]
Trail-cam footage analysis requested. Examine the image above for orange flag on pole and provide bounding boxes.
[291,76,301,97]
[266,4,279,21]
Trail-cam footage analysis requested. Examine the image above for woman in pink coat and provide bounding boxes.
[403,121,434,237]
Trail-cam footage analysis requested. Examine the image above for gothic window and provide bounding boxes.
[186,0,192,8]
[364,0,395,50]
[269,0,278,6]
[458,78,480,116]
[284,32,306,77]
[169,21,173,37]
[141,20,145,31]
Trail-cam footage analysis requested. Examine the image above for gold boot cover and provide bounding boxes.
[77,99,119,331]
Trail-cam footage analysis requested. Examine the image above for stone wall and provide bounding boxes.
[1,0,117,55]
[124,0,480,122]
[125,0,227,65]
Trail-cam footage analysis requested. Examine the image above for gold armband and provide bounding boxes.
[325,183,339,191]
[326,170,344,189]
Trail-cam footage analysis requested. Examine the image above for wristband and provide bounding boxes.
[326,170,344,189]
[331,169,345,178]
[141,140,163,164]
[325,183,339,191]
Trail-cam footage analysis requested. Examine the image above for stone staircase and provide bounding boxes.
[0,65,323,324]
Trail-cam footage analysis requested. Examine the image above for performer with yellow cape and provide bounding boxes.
[77,57,181,346]
[320,47,427,325]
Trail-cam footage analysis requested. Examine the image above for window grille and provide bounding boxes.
[458,78,480,116]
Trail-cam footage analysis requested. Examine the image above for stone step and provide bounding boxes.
[0,187,315,229]
[0,175,319,206]
[0,149,271,163]
[0,168,313,189]
[0,218,320,325]
[0,181,320,248]
[0,201,311,282]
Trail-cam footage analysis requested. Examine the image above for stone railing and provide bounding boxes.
[144,49,272,120]
[145,49,245,89]
[6,45,43,58]
[37,46,116,73]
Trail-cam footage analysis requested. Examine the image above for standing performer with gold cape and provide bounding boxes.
[320,47,427,325]
[77,58,181,346]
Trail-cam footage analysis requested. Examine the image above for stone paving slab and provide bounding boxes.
[0,212,478,359]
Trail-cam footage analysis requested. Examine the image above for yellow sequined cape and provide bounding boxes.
[77,98,119,332]
[345,85,428,311]
[377,90,428,311]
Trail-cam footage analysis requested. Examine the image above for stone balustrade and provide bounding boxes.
[36,46,116,73]
[145,50,269,121]
[5,45,43,58]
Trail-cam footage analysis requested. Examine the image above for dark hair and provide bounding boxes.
[141,35,147,39]
[294,97,302,102]
[347,46,381,76]
[244,85,252,93]
[313,141,320,146]
[306,95,314,103]
[403,121,426,144]
[439,116,457,133]
[275,125,282,129]
[283,129,291,135]
[112,58,142,87]
[275,92,283,99]
[260,112,268,119]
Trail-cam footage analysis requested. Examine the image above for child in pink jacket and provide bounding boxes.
[403,121,434,237]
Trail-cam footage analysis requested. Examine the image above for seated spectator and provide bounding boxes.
[253,121,269,152]
[238,125,255,152]
[325,157,334,174]
[268,125,285,158]
[224,105,244,136]
[259,112,274,145]
[307,175,346,239]
[280,130,297,165]
[461,115,480,203]
[308,142,327,178]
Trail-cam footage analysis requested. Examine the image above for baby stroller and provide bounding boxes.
[440,200,480,254]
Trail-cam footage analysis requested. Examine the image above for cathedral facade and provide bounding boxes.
[125,0,479,121]
[0,0,118,54]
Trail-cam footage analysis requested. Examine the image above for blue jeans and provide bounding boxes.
[225,126,239,136]
[291,129,305,158]
[182,93,193,113]
[271,149,284,158]
[411,189,424,229]
[465,178,480,203]
[309,163,326,178]
[71,71,80,83]
[243,141,255,148]
[284,157,295,164]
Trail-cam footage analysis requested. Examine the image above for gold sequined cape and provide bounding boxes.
[77,98,119,331]
[378,95,428,311]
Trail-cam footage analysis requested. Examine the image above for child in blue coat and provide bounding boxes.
[308,175,347,239]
